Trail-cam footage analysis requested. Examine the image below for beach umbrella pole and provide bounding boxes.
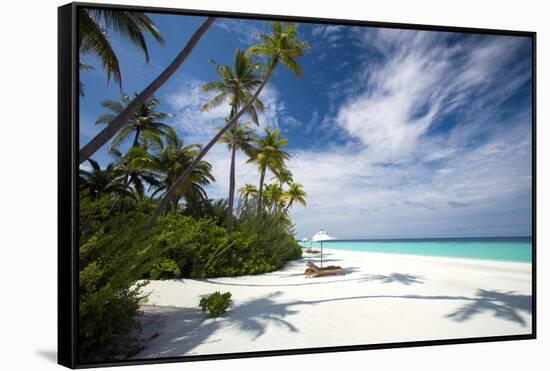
[321,241,323,268]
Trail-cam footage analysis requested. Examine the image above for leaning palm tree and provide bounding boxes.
[149,131,215,213]
[248,128,290,212]
[79,17,216,164]
[238,183,258,208]
[201,49,264,227]
[79,159,132,199]
[95,93,173,152]
[282,183,307,212]
[79,8,164,88]
[150,21,308,224]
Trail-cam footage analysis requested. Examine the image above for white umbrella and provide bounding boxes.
[311,229,336,267]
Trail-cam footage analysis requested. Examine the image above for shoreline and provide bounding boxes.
[299,246,533,265]
[299,240,532,264]
[133,248,532,359]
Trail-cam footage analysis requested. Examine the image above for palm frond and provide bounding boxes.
[79,9,121,85]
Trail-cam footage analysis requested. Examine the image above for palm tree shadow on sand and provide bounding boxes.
[360,273,425,285]
[136,291,298,358]
[135,288,531,359]
[446,289,532,326]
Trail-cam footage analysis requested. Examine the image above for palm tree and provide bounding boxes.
[282,183,307,212]
[248,128,290,212]
[263,183,285,212]
[272,168,294,187]
[150,21,308,224]
[110,147,162,199]
[95,93,173,153]
[79,17,216,164]
[79,8,164,88]
[79,159,132,199]
[219,122,257,158]
[238,183,258,208]
[201,49,264,227]
[149,131,215,213]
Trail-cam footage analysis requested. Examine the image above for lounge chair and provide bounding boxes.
[304,261,344,277]
[304,247,321,254]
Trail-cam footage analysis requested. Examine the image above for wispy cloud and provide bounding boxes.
[164,78,287,144]
[288,116,531,238]
[289,29,532,238]
[310,24,347,48]
[335,29,530,164]
[215,18,270,46]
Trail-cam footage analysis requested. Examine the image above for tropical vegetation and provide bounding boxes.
[78,17,309,362]
[199,292,232,318]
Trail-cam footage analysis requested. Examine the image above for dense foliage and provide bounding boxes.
[145,202,302,279]
[78,194,301,361]
[78,194,160,362]
[199,292,232,318]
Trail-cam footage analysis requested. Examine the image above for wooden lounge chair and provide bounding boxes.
[304,261,344,277]
[304,247,321,254]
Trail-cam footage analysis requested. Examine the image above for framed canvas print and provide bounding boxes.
[58,2,536,368]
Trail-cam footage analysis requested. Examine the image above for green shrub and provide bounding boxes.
[149,258,181,279]
[148,208,301,279]
[78,194,165,362]
[199,291,232,318]
[235,204,302,268]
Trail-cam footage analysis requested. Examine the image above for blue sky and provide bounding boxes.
[79,12,533,239]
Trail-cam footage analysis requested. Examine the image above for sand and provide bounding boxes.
[133,248,532,359]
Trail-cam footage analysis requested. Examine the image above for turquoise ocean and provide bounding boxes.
[301,237,532,263]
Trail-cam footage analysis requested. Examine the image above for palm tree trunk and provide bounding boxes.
[148,64,277,226]
[226,123,238,228]
[283,202,292,213]
[132,128,141,148]
[79,17,216,164]
[123,129,141,186]
[257,166,266,213]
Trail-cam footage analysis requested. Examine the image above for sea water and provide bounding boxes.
[301,237,532,263]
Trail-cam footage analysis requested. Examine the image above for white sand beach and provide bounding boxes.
[134,249,532,359]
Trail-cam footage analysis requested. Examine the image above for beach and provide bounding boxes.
[134,248,532,359]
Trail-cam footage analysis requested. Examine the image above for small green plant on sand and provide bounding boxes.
[199,291,232,318]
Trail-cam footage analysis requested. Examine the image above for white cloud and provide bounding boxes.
[288,30,532,238]
[334,29,529,164]
[287,115,532,239]
[310,24,347,48]
[214,18,270,45]
[164,79,286,144]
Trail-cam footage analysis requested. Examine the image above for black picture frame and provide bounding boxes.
[58,2,537,368]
